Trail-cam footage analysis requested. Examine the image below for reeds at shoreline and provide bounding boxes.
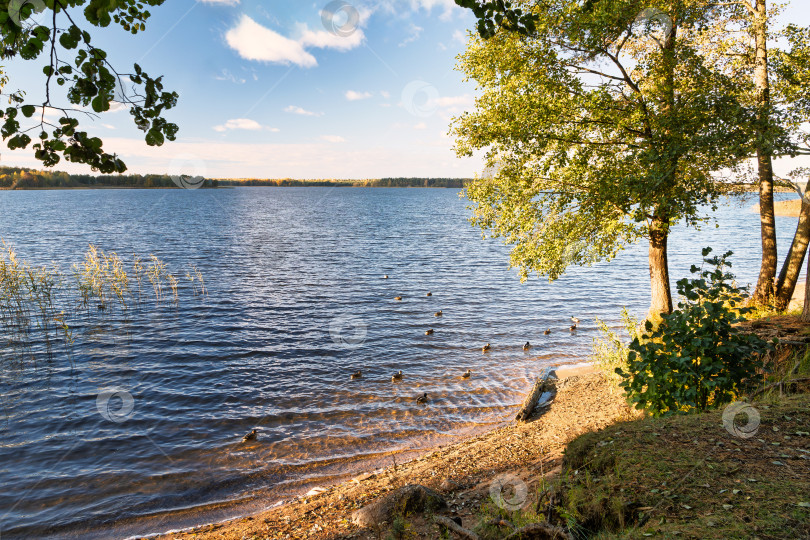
[0,243,206,363]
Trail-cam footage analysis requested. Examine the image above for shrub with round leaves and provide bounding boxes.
[617,248,773,416]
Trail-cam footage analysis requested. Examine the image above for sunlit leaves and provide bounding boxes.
[451,1,753,283]
[0,0,177,172]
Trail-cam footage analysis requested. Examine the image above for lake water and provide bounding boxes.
[0,187,802,538]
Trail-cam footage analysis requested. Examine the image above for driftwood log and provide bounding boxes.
[434,515,479,539]
[515,371,556,422]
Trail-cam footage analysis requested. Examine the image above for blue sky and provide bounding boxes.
[3,0,810,179]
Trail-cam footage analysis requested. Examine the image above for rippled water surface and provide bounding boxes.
[0,187,801,538]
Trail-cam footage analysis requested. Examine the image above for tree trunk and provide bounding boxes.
[649,216,673,318]
[752,0,777,306]
[774,187,810,310]
[802,251,810,322]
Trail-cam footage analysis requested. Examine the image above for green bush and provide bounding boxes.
[617,248,773,416]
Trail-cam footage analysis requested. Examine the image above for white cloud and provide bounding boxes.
[198,0,239,5]
[321,135,346,143]
[1,136,483,179]
[284,105,323,117]
[213,118,278,132]
[435,95,474,108]
[225,15,316,67]
[380,90,391,99]
[345,90,373,101]
[433,94,476,119]
[223,17,365,68]
[452,29,466,44]
[214,68,246,84]
[399,24,423,47]
[414,122,427,130]
[409,0,459,21]
[297,24,365,51]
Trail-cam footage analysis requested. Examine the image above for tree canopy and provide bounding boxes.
[0,0,177,173]
[452,0,757,315]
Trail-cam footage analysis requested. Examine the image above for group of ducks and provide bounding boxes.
[350,297,583,407]
[238,282,583,443]
[482,316,580,354]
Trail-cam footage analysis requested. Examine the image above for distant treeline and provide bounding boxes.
[214,177,469,188]
[0,167,468,189]
[0,166,218,189]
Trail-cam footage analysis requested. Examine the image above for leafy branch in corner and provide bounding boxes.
[0,0,178,172]
[453,0,537,38]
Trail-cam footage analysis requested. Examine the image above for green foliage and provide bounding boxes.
[0,0,178,172]
[453,0,537,38]
[592,308,642,392]
[617,248,772,416]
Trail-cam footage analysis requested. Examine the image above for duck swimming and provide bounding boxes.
[544,328,551,335]
[435,310,443,317]
[482,343,491,352]
[425,329,434,335]
[523,341,531,350]
[394,296,403,301]
[350,370,362,379]
[392,370,403,382]
[416,392,428,404]
[461,369,472,379]
[571,316,580,325]
[241,428,259,442]
[570,324,577,332]
[426,292,432,297]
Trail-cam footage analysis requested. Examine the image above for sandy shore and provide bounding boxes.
[751,198,804,217]
[154,365,638,539]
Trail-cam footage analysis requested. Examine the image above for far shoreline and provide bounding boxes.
[0,184,464,191]
[0,166,470,189]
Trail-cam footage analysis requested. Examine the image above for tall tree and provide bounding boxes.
[771,24,810,314]
[0,0,177,173]
[695,4,808,310]
[747,0,778,305]
[452,0,751,317]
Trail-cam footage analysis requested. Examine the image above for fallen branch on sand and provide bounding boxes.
[434,515,479,539]
[515,370,556,422]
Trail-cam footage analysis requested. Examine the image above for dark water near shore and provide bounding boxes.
[0,187,801,538]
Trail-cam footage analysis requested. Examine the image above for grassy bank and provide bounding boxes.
[557,394,810,539]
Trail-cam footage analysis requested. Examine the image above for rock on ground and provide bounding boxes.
[350,484,446,527]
